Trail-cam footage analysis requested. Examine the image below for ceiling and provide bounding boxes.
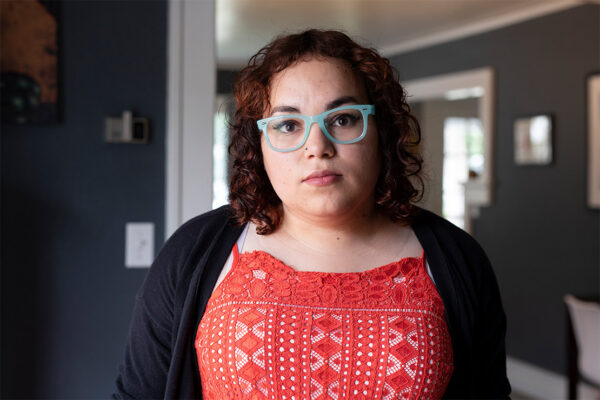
[216,0,592,68]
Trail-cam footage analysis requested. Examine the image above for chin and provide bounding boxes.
[298,199,361,219]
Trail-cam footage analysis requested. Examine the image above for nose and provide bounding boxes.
[303,121,335,158]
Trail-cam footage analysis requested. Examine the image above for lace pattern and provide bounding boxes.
[196,246,453,400]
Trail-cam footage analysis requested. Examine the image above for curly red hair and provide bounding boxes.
[229,29,423,234]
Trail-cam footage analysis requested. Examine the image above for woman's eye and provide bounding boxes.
[336,115,350,126]
[274,120,300,133]
[331,113,358,127]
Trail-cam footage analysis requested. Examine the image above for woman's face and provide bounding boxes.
[262,56,381,223]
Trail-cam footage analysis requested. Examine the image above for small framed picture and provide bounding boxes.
[514,114,553,165]
[588,74,600,208]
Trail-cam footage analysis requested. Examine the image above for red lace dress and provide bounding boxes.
[196,245,453,400]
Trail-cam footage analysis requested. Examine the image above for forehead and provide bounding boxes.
[268,57,368,108]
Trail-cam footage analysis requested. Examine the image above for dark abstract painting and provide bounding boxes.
[1,0,59,124]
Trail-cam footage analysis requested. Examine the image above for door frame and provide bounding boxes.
[165,0,216,237]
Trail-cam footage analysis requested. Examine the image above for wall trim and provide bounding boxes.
[402,67,495,209]
[380,1,583,56]
[166,0,183,238]
[507,356,600,399]
[166,0,216,238]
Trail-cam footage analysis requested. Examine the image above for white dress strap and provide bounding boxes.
[237,223,249,252]
[211,224,250,295]
[426,260,437,287]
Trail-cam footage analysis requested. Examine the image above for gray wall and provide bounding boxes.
[390,4,599,374]
[1,1,167,397]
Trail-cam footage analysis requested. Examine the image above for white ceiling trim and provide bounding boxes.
[379,0,583,56]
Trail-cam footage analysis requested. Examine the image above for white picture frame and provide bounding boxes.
[588,74,600,208]
[514,114,553,166]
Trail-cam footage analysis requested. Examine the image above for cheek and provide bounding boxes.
[356,133,381,179]
[262,147,294,194]
[370,128,382,172]
[361,149,381,186]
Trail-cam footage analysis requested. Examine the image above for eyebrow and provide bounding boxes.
[270,96,360,115]
[326,96,359,110]
[270,105,300,114]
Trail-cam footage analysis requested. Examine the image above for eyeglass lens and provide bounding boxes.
[266,108,365,150]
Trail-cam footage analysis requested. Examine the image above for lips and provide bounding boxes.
[302,170,342,186]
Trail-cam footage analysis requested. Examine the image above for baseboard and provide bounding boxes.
[507,356,600,399]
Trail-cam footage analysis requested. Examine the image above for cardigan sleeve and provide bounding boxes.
[446,218,511,399]
[471,248,512,399]
[113,217,205,399]
[412,208,511,399]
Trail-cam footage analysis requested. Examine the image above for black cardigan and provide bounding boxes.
[114,206,511,399]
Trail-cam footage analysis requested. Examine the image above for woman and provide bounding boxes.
[114,30,510,399]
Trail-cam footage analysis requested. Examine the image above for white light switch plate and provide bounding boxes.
[125,222,154,268]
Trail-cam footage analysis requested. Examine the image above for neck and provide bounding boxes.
[276,203,387,254]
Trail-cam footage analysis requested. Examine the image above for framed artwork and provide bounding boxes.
[588,74,600,208]
[1,0,60,124]
[514,114,553,165]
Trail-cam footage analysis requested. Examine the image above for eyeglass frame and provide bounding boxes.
[256,104,376,153]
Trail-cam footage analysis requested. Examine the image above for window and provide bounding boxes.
[212,97,230,209]
[442,117,483,229]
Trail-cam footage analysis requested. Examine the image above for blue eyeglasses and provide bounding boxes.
[256,104,376,152]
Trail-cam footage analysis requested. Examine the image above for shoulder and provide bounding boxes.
[411,207,494,285]
[412,208,482,250]
[157,205,235,267]
[139,205,239,298]
[168,205,236,243]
